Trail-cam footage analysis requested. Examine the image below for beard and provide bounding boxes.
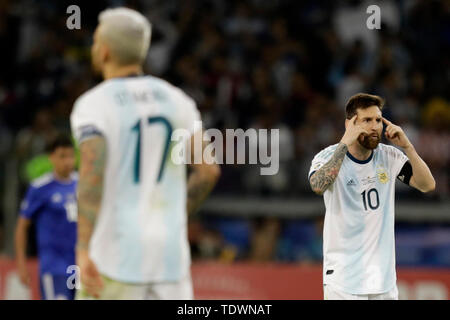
[358,133,380,150]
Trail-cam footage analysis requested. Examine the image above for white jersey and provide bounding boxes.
[71,75,200,284]
[309,143,409,294]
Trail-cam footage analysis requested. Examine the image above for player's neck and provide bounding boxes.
[53,171,72,183]
[347,144,372,161]
[103,64,143,80]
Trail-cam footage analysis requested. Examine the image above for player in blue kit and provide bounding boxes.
[14,134,78,300]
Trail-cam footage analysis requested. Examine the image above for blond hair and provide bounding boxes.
[98,7,152,65]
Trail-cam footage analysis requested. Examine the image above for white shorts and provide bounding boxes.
[324,284,398,300]
[77,273,194,300]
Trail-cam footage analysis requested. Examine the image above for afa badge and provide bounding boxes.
[377,167,389,184]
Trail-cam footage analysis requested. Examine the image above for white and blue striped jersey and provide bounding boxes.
[309,143,409,294]
[70,75,200,284]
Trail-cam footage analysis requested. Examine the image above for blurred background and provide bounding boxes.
[0,0,449,299]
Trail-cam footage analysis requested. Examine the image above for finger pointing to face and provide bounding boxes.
[382,117,392,126]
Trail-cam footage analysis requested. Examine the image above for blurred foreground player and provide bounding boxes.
[15,134,78,300]
[308,93,435,300]
[70,8,220,299]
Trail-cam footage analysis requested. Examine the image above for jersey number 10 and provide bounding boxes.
[361,188,380,211]
[132,116,173,184]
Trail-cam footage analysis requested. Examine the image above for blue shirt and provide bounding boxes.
[20,172,78,275]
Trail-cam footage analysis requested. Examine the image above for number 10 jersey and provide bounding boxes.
[309,143,409,295]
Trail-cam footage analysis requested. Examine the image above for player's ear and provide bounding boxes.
[101,45,109,64]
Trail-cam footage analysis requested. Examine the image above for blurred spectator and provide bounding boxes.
[0,116,12,249]
[15,109,58,184]
[415,98,450,199]
[249,217,281,262]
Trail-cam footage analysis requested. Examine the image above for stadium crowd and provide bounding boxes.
[0,0,448,264]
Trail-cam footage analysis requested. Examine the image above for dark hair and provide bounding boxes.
[47,133,74,153]
[345,93,385,119]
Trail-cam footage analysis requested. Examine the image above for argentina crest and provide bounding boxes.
[377,166,389,184]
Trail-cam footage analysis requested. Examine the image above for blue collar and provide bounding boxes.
[346,150,374,164]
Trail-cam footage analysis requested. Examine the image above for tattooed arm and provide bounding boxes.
[309,143,348,195]
[310,115,368,195]
[77,136,107,249]
[186,129,221,215]
[76,135,106,297]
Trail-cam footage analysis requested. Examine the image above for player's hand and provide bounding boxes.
[340,115,369,147]
[17,262,31,287]
[382,118,412,149]
[77,248,104,298]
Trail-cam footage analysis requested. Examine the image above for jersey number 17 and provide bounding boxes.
[131,116,173,184]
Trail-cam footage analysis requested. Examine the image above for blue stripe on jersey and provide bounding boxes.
[341,183,366,289]
[374,150,396,290]
[105,80,144,281]
[163,201,182,281]
[147,78,183,281]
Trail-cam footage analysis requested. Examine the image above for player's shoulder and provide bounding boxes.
[30,172,54,189]
[314,143,339,159]
[147,75,196,106]
[376,143,405,158]
[72,83,105,116]
[76,81,106,102]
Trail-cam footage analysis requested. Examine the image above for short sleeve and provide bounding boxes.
[180,94,201,134]
[20,186,45,220]
[387,146,409,177]
[308,146,336,180]
[70,93,108,145]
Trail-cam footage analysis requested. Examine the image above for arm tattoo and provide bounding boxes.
[187,169,217,215]
[77,136,107,249]
[310,143,348,195]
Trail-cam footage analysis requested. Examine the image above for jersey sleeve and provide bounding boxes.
[397,161,412,185]
[180,94,201,134]
[387,146,409,177]
[20,186,45,220]
[308,146,336,180]
[70,93,108,145]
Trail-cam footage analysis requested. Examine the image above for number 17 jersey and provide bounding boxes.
[309,143,409,295]
[71,75,200,284]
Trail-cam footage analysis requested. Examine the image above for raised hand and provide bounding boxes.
[340,115,369,147]
[382,117,412,149]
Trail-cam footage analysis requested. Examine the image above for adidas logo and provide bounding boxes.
[398,174,405,182]
[347,179,357,186]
